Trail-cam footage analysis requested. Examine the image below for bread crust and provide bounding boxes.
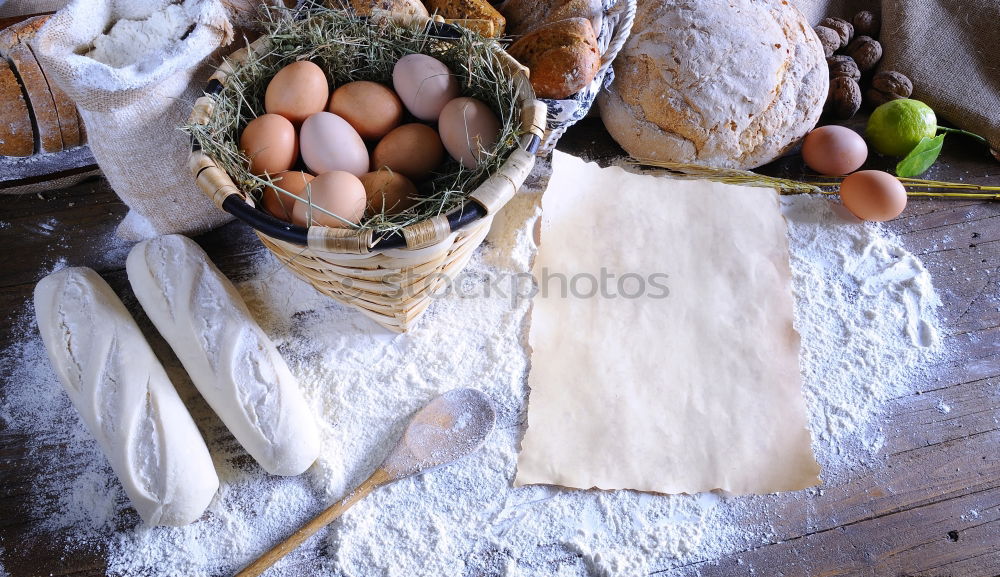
[598,0,827,169]
[508,17,600,100]
[0,59,33,156]
[499,0,602,38]
[425,0,506,35]
[2,15,83,152]
[7,42,61,152]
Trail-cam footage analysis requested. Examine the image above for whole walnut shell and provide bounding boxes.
[873,71,913,97]
[867,70,913,107]
[828,76,862,119]
[818,17,853,48]
[846,35,882,71]
[853,10,880,39]
[814,25,841,57]
[827,55,861,81]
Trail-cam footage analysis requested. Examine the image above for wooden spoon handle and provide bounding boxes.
[235,468,392,577]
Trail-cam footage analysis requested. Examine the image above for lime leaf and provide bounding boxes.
[896,134,945,178]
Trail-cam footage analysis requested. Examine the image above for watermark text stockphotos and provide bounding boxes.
[340,268,670,305]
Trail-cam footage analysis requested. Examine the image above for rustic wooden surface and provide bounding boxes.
[1,117,998,576]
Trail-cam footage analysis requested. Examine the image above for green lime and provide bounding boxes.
[866,99,937,157]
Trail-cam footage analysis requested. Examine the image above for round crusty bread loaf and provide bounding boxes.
[598,0,828,169]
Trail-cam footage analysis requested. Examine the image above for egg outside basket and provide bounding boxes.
[187,14,546,332]
[536,0,636,153]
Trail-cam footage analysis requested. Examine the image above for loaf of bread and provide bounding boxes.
[0,15,84,154]
[497,0,602,38]
[507,17,600,100]
[0,12,48,48]
[7,43,61,152]
[598,0,827,169]
[34,267,219,527]
[344,0,429,18]
[424,0,506,36]
[0,59,32,156]
[126,235,321,477]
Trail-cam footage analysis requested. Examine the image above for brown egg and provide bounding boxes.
[371,123,445,182]
[290,170,366,228]
[839,170,907,222]
[327,81,404,141]
[264,61,330,125]
[239,114,298,176]
[802,125,868,176]
[261,171,314,222]
[438,97,500,169]
[359,169,418,214]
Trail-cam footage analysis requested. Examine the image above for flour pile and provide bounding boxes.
[0,177,942,575]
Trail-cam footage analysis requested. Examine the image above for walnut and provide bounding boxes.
[846,35,882,71]
[872,70,913,95]
[866,71,913,107]
[814,25,841,57]
[827,76,862,120]
[818,17,853,48]
[827,55,861,81]
[853,10,880,39]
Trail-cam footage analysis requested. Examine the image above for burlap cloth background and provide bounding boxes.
[796,0,1000,153]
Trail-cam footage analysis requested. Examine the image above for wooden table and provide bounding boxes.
[1,117,998,576]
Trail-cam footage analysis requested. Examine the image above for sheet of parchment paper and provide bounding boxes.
[514,151,820,495]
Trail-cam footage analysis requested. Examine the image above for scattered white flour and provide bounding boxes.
[0,174,943,576]
[782,196,942,478]
[87,1,193,70]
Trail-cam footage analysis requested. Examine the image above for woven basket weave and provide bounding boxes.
[187,14,545,332]
[537,0,636,153]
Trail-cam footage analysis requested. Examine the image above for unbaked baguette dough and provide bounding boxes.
[598,0,828,169]
[33,267,219,526]
[126,235,320,476]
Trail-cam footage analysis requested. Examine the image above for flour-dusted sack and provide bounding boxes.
[795,0,1000,155]
[32,0,235,241]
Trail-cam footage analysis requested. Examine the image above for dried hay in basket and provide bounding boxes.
[185,6,545,332]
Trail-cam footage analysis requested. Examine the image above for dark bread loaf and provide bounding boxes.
[1,15,84,154]
[424,0,506,36]
[0,58,33,156]
[7,43,62,152]
[498,0,602,38]
[507,17,600,100]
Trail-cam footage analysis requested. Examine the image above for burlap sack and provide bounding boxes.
[795,0,1000,154]
[32,0,235,241]
[0,1,70,17]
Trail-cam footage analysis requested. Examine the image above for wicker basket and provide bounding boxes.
[536,0,636,153]
[187,14,546,332]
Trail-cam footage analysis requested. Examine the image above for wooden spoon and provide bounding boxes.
[234,388,497,577]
